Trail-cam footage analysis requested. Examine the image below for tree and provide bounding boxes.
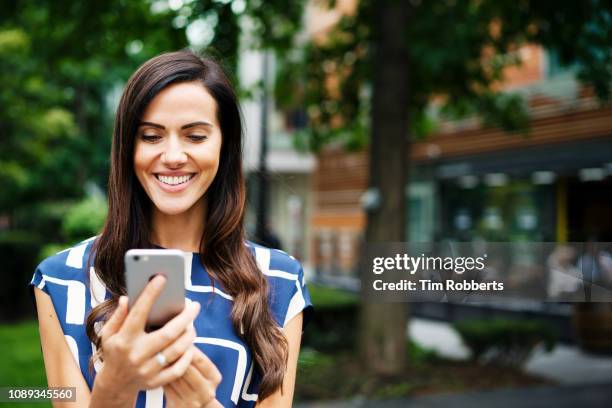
[0,0,188,228]
[0,0,308,319]
[275,0,612,374]
[0,0,304,231]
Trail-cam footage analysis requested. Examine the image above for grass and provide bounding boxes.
[0,320,50,407]
[307,283,358,307]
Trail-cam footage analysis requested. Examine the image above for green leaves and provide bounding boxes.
[454,318,557,367]
[0,0,194,215]
[0,28,30,56]
[275,0,611,151]
[61,196,108,242]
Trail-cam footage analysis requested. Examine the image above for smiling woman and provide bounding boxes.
[133,81,222,221]
[28,50,313,408]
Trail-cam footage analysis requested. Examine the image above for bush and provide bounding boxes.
[407,338,440,366]
[0,196,106,321]
[38,243,68,260]
[0,230,43,321]
[61,196,107,242]
[453,318,556,367]
[302,284,359,352]
[308,283,358,308]
[12,200,73,244]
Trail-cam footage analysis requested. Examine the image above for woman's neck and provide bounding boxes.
[150,200,205,253]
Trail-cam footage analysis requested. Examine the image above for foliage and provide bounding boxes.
[0,1,188,218]
[276,0,611,375]
[295,339,547,401]
[0,0,311,213]
[307,283,358,307]
[407,338,440,367]
[303,285,442,359]
[0,0,312,320]
[275,0,612,151]
[301,284,358,352]
[302,308,356,352]
[0,231,44,321]
[0,0,307,212]
[61,196,107,243]
[39,243,69,262]
[454,318,557,367]
[1,196,106,320]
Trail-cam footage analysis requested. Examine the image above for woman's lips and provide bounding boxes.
[153,173,197,193]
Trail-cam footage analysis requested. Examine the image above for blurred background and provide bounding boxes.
[1,0,612,406]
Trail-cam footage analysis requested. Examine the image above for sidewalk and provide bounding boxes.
[296,318,612,408]
[296,383,612,408]
[408,317,612,385]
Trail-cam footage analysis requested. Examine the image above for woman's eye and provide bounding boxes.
[188,135,208,141]
[141,134,161,142]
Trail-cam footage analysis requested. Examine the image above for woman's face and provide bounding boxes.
[133,81,222,216]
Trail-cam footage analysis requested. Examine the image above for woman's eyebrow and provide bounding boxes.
[137,121,213,129]
[181,121,213,129]
[138,121,165,129]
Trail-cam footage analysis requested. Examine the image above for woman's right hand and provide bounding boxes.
[96,275,200,394]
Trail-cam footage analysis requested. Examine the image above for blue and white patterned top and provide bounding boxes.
[28,236,313,407]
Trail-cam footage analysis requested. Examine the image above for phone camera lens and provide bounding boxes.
[134,255,140,261]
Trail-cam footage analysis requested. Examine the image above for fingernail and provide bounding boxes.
[154,275,166,286]
[118,296,127,307]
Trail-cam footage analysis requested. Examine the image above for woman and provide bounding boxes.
[29,50,313,407]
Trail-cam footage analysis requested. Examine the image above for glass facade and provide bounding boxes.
[439,178,556,242]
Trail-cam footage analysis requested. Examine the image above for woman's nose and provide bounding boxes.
[161,138,187,166]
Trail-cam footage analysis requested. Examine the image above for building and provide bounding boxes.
[239,49,316,272]
[311,45,612,280]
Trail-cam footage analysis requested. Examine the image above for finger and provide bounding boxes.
[182,365,216,407]
[100,296,128,341]
[135,324,196,372]
[204,399,224,408]
[122,275,166,334]
[148,345,194,389]
[163,383,182,408]
[192,346,222,386]
[141,301,200,356]
[182,365,202,393]
[170,374,194,398]
[159,324,197,365]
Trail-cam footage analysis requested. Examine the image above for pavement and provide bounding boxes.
[296,318,612,408]
[409,317,612,385]
[295,383,612,408]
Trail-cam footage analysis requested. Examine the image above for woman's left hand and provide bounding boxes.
[163,345,223,408]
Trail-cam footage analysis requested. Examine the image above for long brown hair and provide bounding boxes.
[85,50,288,398]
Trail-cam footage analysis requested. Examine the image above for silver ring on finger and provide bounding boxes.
[156,351,168,367]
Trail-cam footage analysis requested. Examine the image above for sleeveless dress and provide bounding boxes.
[28,236,313,407]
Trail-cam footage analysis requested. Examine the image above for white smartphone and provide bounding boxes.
[125,249,186,330]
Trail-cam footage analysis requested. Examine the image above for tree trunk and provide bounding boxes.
[360,0,411,375]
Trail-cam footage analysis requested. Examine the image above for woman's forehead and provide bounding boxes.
[140,81,219,127]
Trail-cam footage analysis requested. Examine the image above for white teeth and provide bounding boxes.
[156,174,193,186]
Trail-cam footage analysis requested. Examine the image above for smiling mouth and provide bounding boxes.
[155,173,196,186]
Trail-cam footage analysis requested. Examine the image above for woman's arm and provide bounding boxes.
[34,287,92,407]
[255,312,304,408]
[34,287,136,408]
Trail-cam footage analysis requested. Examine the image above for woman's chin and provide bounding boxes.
[152,203,194,216]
